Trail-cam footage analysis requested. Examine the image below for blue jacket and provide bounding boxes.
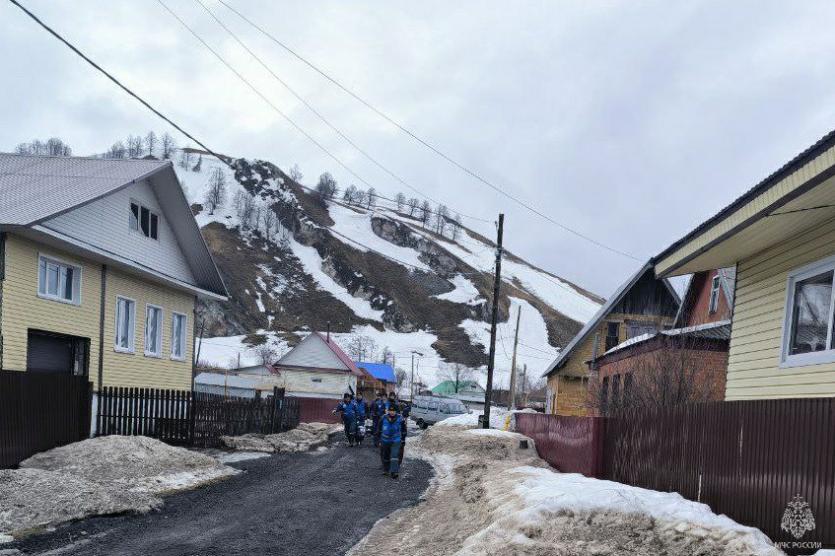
[335,400,357,421]
[355,399,368,419]
[380,414,403,443]
[371,399,386,418]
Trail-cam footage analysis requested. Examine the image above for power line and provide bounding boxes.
[216,0,641,262]
[155,0,383,193]
[192,0,487,225]
[166,0,488,227]
[10,0,590,342]
[6,0,232,169]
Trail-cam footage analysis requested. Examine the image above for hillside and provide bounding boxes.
[174,151,603,388]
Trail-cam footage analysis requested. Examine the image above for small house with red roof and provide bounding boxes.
[272,332,369,401]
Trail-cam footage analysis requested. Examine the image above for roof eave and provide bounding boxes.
[655,131,835,278]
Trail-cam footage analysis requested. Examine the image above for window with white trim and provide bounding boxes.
[708,275,721,314]
[38,255,81,304]
[171,312,187,360]
[115,297,136,352]
[130,201,159,240]
[145,305,163,357]
[782,258,835,366]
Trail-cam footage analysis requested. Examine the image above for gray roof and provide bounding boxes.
[0,153,226,298]
[542,260,680,377]
[0,154,168,225]
[600,320,732,359]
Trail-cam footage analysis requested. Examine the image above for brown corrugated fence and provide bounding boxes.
[517,399,835,552]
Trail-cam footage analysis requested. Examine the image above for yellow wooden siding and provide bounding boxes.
[102,268,194,390]
[553,375,589,416]
[0,233,194,390]
[547,312,675,414]
[0,234,103,372]
[727,216,835,399]
[656,145,835,276]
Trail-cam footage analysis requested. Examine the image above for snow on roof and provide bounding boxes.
[663,319,732,339]
[603,332,656,355]
[545,261,680,377]
[355,361,396,383]
[602,319,733,357]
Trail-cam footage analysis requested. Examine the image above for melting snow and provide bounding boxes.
[433,274,482,304]
[289,237,384,322]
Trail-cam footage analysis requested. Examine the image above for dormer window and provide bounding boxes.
[130,201,159,240]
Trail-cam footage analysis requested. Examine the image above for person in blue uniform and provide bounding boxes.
[332,393,358,447]
[398,400,411,466]
[379,403,403,478]
[370,392,386,447]
[354,392,368,445]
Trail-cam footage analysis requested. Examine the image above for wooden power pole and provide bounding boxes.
[508,305,521,409]
[483,213,504,428]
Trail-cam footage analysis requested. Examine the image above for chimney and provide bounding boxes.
[326,321,331,342]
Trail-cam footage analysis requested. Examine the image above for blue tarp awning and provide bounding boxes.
[355,361,396,383]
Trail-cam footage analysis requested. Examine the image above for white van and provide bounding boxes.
[411,396,469,428]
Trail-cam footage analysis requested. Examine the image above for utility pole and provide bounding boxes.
[410,350,423,401]
[520,364,528,407]
[508,305,521,409]
[483,213,504,428]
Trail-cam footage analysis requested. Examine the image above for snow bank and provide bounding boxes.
[3,436,237,540]
[20,436,237,495]
[467,466,780,555]
[436,407,513,429]
[351,425,783,556]
[221,422,342,453]
[0,468,159,539]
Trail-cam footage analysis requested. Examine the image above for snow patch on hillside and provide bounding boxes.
[404,220,601,323]
[327,202,430,271]
[433,274,482,305]
[460,297,557,383]
[289,237,384,322]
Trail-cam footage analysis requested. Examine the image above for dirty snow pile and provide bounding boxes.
[436,407,537,429]
[350,426,784,556]
[221,422,342,453]
[1,436,236,540]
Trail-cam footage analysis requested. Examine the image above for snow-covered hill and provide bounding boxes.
[175,150,603,389]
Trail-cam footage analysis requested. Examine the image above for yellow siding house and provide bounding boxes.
[0,154,227,392]
[543,261,680,416]
[655,130,835,399]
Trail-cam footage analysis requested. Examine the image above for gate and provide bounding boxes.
[0,370,92,468]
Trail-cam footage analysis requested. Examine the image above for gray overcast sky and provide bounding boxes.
[3,0,835,298]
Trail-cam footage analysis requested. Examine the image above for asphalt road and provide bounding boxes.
[12,437,432,556]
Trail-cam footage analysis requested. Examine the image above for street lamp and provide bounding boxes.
[410,350,423,401]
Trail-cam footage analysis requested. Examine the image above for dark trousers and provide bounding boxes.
[342,417,356,444]
[381,441,401,474]
[371,416,381,446]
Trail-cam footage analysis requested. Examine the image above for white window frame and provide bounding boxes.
[144,304,164,358]
[780,255,835,368]
[170,312,187,361]
[37,254,82,305]
[129,199,159,241]
[114,296,136,353]
[708,275,721,314]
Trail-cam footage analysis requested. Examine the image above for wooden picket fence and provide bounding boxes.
[97,386,299,448]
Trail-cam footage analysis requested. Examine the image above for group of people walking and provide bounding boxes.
[333,390,410,479]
